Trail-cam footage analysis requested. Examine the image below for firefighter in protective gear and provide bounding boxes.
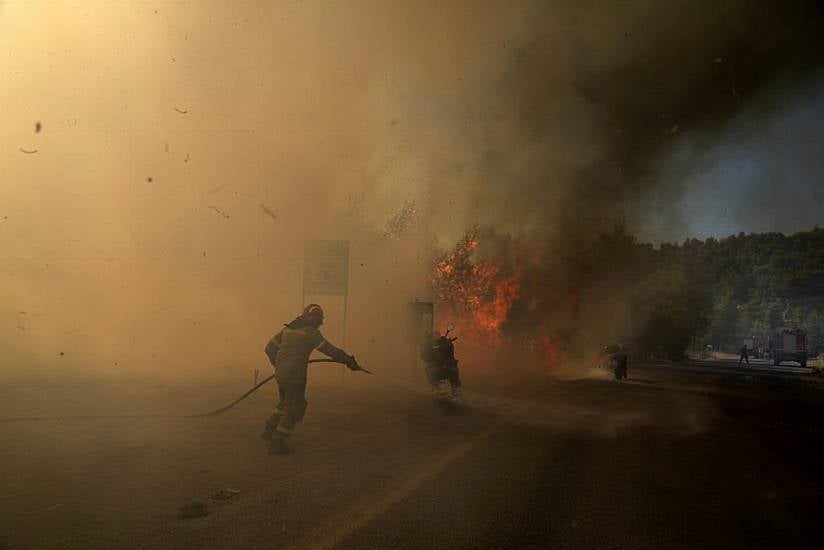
[262,304,360,455]
[421,330,462,397]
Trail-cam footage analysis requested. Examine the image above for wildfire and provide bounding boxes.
[429,226,566,370]
[430,226,520,344]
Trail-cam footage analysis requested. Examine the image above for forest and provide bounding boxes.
[585,226,824,360]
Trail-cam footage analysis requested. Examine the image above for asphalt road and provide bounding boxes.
[2,361,823,549]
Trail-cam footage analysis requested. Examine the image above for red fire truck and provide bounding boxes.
[769,327,807,367]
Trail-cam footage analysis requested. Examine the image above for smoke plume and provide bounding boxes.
[1,1,823,381]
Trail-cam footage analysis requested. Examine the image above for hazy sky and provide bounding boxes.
[639,75,824,242]
[2,0,497,380]
[2,1,823,380]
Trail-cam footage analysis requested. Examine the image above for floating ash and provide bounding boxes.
[382,200,418,240]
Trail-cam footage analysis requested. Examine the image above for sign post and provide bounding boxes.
[303,240,350,298]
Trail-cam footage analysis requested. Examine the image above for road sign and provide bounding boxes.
[303,240,349,296]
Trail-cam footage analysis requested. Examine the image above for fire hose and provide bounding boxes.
[0,359,371,423]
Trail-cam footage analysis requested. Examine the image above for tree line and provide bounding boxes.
[583,226,824,360]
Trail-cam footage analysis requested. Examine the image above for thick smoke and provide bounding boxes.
[382,0,824,243]
[377,0,824,370]
[1,1,822,382]
[643,73,824,241]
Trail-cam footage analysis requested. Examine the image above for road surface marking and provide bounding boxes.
[285,426,498,550]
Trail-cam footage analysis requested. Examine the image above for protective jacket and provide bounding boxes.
[421,336,456,365]
[265,324,351,385]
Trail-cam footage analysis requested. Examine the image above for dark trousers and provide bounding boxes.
[426,362,461,389]
[740,353,749,364]
[266,382,308,438]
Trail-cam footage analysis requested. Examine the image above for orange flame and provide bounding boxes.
[430,227,520,346]
[539,333,562,366]
[430,227,567,371]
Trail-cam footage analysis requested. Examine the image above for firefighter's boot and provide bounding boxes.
[261,414,281,440]
[269,432,293,455]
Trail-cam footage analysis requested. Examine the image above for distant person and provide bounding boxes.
[739,344,749,365]
[262,304,361,455]
[613,346,629,380]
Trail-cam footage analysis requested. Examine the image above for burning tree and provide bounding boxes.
[429,226,568,370]
[430,226,520,343]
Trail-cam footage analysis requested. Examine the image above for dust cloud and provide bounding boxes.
[2,1,823,382]
[0,1,514,382]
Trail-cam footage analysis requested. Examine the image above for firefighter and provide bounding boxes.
[739,344,749,365]
[613,345,629,380]
[422,330,462,397]
[262,304,360,455]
